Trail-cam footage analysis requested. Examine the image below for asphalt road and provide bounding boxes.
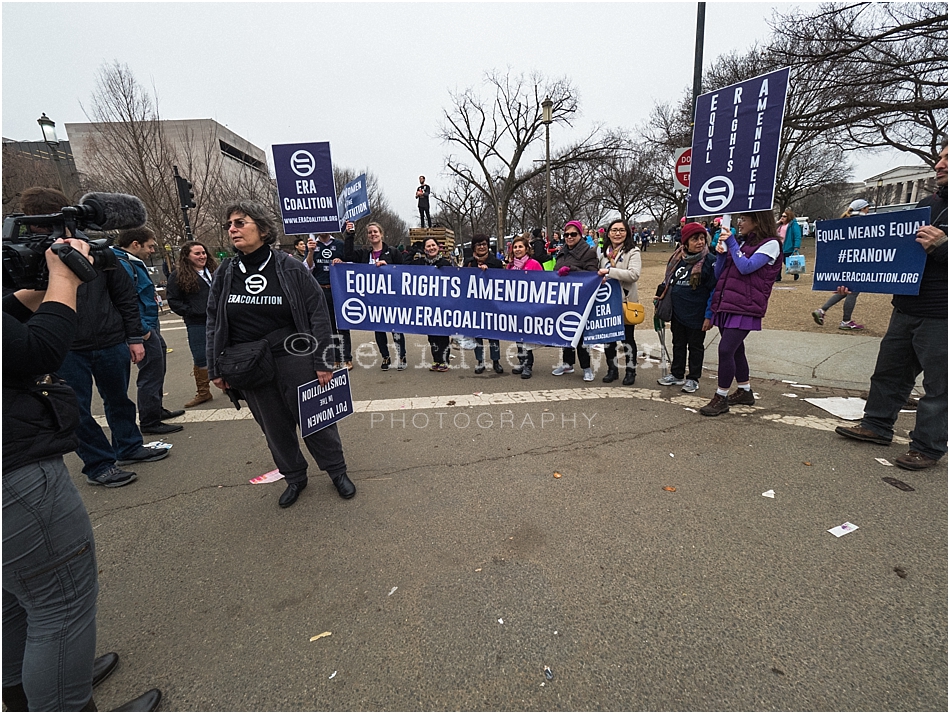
[72,322,948,712]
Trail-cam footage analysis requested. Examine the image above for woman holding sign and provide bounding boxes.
[700,211,783,417]
[597,219,641,386]
[206,200,354,509]
[410,237,453,371]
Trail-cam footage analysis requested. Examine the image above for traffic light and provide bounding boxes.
[175,175,196,210]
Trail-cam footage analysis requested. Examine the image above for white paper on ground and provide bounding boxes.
[828,522,859,537]
[762,490,775,498]
[875,458,894,467]
[790,384,813,389]
[782,393,799,398]
[249,469,285,484]
[803,397,866,421]
[143,441,173,450]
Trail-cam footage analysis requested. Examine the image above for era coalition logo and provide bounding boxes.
[290,150,316,177]
[341,298,366,324]
[595,282,613,302]
[321,248,333,260]
[245,274,267,294]
[555,311,584,342]
[698,175,735,213]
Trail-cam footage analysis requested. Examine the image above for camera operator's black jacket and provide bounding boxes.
[3,296,80,474]
[71,264,143,351]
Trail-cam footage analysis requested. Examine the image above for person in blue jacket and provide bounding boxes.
[657,222,717,394]
[776,208,803,281]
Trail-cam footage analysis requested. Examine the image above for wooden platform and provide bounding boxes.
[408,227,455,254]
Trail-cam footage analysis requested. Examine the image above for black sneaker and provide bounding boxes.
[140,422,184,435]
[117,447,169,465]
[161,408,185,420]
[87,465,137,488]
[380,357,391,371]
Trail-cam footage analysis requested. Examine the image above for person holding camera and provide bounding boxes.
[19,188,163,489]
[207,201,354,509]
[3,238,161,712]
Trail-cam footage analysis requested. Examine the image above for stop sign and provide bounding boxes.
[674,147,692,189]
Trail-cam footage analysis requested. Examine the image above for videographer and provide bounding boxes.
[3,239,161,711]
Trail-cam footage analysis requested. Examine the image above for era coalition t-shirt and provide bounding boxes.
[226,245,293,345]
[311,238,345,286]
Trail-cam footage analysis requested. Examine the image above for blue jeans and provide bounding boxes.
[862,309,948,459]
[137,327,167,427]
[473,338,500,363]
[186,323,207,368]
[3,458,98,711]
[57,344,143,478]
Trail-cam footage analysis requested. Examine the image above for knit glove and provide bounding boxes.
[557,266,571,276]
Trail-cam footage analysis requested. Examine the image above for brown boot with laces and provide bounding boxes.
[699,393,730,416]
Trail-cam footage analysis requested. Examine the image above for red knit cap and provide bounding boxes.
[680,222,708,243]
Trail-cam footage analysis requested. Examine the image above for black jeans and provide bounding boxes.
[604,323,638,371]
[375,332,406,362]
[670,317,707,381]
[419,204,431,228]
[562,345,591,369]
[137,326,167,427]
[428,335,451,365]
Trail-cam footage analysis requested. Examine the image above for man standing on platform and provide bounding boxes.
[416,175,431,228]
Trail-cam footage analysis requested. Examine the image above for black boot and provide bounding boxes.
[330,472,356,499]
[602,367,619,383]
[521,350,534,379]
[279,479,307,508]
[622,368,637,386]
[512,354,525,375]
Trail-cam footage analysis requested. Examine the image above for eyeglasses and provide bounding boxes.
[564,231,581,238]
[222,218,255,230]
[609,227,626,233]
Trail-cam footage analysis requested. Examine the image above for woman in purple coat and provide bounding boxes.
[700,211,783,416]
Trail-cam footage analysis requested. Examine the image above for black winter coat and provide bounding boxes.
[166,269,211,326]
[71,263,143,351]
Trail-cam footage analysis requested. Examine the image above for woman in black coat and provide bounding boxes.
[166,241,217,407]
[410,237,453,371]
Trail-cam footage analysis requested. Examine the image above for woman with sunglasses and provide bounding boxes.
[700,211,783,416]
[343,221,408,369]
[410,237,453,371]
[597,219,641,385]
[776,208,802,282]
[552,220,600,381]
[206,201,354,509]
[166,241,217,407]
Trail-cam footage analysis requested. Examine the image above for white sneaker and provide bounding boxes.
[682,379,699,393]
[657,374,685,386]
[552,364,574,376]
[583,368,594,382]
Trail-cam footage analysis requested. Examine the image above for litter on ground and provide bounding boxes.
[309,632,332,642]
[827,522,859,538]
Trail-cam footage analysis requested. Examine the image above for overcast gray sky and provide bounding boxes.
[3,1,904,226]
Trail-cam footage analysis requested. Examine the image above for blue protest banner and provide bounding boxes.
[272,142,339,235]
[337,173,370,228]
[583,279,626,345]
[330,264,603,348]
[812,208,930,295]
[298,368,353,438]
[687,67,790,217]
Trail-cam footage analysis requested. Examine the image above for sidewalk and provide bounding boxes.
[637,328,883,391]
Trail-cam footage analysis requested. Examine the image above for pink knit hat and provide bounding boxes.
[563,220,584,235]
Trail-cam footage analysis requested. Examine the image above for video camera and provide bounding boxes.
[2,192,148,290]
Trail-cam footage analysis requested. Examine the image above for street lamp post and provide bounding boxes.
[37,113,73,199]
[541,97,553,247]
[876,178,884,209]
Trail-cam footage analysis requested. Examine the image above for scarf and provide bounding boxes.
[665,244,709,290]
[509,255,529,270]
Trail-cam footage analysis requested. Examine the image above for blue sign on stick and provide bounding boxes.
[812,208,930,295]
[298,369,353,438]
[273,142,339,235]
[687,67,790,217]
[583,279,626,345]
[338,173,371,228]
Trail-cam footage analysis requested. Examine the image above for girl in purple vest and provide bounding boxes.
[700,211,783,416]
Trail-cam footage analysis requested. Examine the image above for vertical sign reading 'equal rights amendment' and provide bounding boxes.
[687,67,790,217]
[273,142,339,235]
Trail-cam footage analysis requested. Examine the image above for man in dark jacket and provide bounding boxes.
[416,175,431,228]
[3,238,162,712]
[19,188,164,488]
[306,231,351,368]
[836,140,948,470]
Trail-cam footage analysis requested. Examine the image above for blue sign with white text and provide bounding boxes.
[298,369,353,438]
[338,173,370,228]
[687,67,790,217]
[812,208,930,295]
[273,142,339,235]
[330,264,613,348]
[583,279,625,345]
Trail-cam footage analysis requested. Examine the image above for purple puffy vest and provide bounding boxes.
[711,237,783,318]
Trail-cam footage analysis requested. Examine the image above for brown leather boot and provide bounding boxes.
[184,366,213,407]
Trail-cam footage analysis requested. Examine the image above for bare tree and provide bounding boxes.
[433,174,495,241]
[594,134,653,225]
[770,1,948,165]
[2,143,66,215]
[439,69,619,240]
